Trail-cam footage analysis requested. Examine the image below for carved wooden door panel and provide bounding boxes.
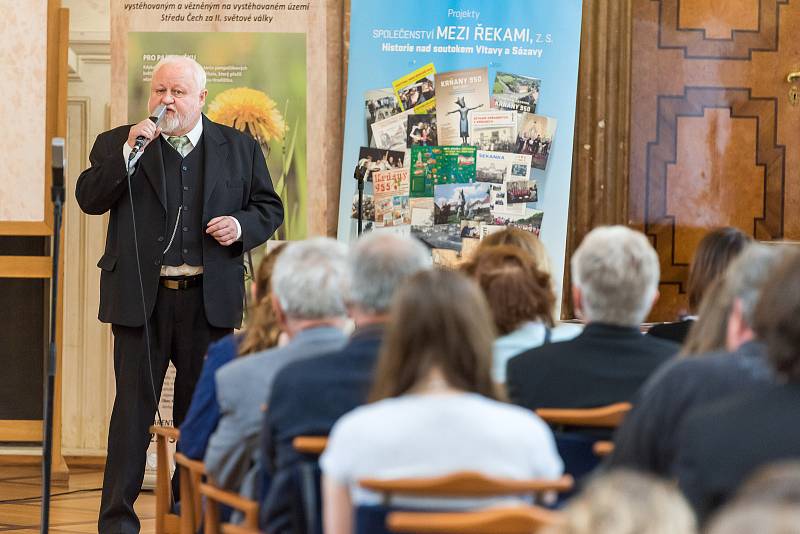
[629,0,799,320]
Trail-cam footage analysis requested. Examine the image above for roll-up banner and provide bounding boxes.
[337,0,583,304]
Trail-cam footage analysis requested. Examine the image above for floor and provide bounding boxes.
[0,459,155,533]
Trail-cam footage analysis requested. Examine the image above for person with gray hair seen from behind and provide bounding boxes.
[507,226,678,415]
[609,243,785,477]
[259,233,431,533]
[204,237,350,501]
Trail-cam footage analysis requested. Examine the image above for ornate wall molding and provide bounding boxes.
[658,0,788,60]
[644,86,785,289]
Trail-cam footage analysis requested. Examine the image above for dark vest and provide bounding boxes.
[161,136,205,267]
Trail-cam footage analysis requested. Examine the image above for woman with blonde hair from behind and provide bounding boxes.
[320,269,563,534]
[544,470,697,534]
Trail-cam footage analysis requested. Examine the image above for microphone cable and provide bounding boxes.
[126,148,164,428]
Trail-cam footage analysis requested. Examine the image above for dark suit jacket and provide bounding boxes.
[674,383,800,522]
[259,325,384,533]
[75,115,283,328]
[609,341,773,476]
[646,319,694,344]
[506,323,678,410]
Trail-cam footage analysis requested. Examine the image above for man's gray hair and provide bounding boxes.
[272,237,349,319]
[152,55,207,90]
[723,243,787,327]
[348,233,431,313]
[571,225,660,326]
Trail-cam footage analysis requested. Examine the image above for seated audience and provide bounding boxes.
[179,243,286,460]
[647,227,750,343]
[705,462,800,534]
[259,233,431,532]
[320,269,563,534]
[204,238,351,499]
[462,244,580,383]
[506,226,677,411]
[609,244,784,476]
[674,250,800,521]
[542,469,696,534]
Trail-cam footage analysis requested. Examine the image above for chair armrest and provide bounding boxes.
[387,506,563,534]
[292,435,328,455]
[150,425,180,441]
[200,483,259,529]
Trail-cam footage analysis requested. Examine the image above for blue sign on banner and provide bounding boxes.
[338,0,583,301]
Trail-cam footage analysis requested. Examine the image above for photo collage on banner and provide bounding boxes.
[339,0,582,282]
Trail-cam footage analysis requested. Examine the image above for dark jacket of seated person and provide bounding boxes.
[506,322,678,412]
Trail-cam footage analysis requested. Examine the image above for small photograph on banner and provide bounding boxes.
[425,224,463,252]
[407,114,438,147]
[491,208,545,236]
[354,147,406,182]
[373,167,410,197]
[436,67,490,146]
[365,87,403,146]
[516,114,558,170]
[470,111,518,152]
[476,151,532,185]
[492,72,542,114]
[375,195,411,227]
[460,219,481,239]
[409,146,442,197]
[506,179,538,204]
[372,109,414,151]
[393,63,436,113]
[438,146,477,185]
[433,182,493,225]
[350,193,375,222]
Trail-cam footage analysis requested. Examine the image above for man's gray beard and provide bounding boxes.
[159,114,184,135]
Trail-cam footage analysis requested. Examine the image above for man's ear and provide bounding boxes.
[572,285,584,320]
[726,297,754,352]
[271,294,287,329]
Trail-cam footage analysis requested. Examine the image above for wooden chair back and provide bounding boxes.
[359,471,574,506]
[535,402,632,428]
[150,425,180,534]
[174,452,206,533]
[199,482,260,534]
[387,505,563,534]
[593,440,615,457]
[292,435,328,455]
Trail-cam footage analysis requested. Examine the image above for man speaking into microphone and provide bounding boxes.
[76,55,283,533]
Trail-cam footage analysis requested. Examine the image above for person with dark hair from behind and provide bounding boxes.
[461,244,580,383]
[609,244,784,476]
[178,244,286,462]
[259,233,431,533]
[506,226,677,415]
[647,227,750,344]
[673,249,800,522]
[321,269,563,534]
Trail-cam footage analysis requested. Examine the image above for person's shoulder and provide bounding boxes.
[205,116,256,147]
[509,336,580,367]
[639,331,681,353]
[215,345,278,385]
[272,349,341,387]
[462,394,552,436]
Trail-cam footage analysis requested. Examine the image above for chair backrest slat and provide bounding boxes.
[535,402,632,428]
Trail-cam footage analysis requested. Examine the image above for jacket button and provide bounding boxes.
[157,236,164,242]
[182,227,189,232]
[182,166,188,171]
[154,259,161,266]
[182,248,189,254]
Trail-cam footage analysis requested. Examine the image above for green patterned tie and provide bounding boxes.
[167,135,191,157]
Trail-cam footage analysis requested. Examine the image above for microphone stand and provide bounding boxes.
[357,175,364,236]
[41,166,65,534]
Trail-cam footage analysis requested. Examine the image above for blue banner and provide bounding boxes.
[338,0,583,298]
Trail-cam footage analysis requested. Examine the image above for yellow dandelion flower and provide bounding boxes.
[207,87,287,144]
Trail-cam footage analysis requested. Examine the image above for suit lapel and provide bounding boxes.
[139,138,167,211]
[202,115,229,216]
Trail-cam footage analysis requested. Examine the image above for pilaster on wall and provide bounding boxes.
[63,34,114,457]
[562,0,633,318]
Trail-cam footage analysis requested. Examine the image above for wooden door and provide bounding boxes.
[629,0,800,320]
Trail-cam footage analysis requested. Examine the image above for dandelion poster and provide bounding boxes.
[126,32,307,240]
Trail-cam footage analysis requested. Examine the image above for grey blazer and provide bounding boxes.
[204,326,347,497]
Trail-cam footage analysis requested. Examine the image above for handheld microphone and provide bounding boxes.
[51,138,65,204]
[129,104,167,159]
